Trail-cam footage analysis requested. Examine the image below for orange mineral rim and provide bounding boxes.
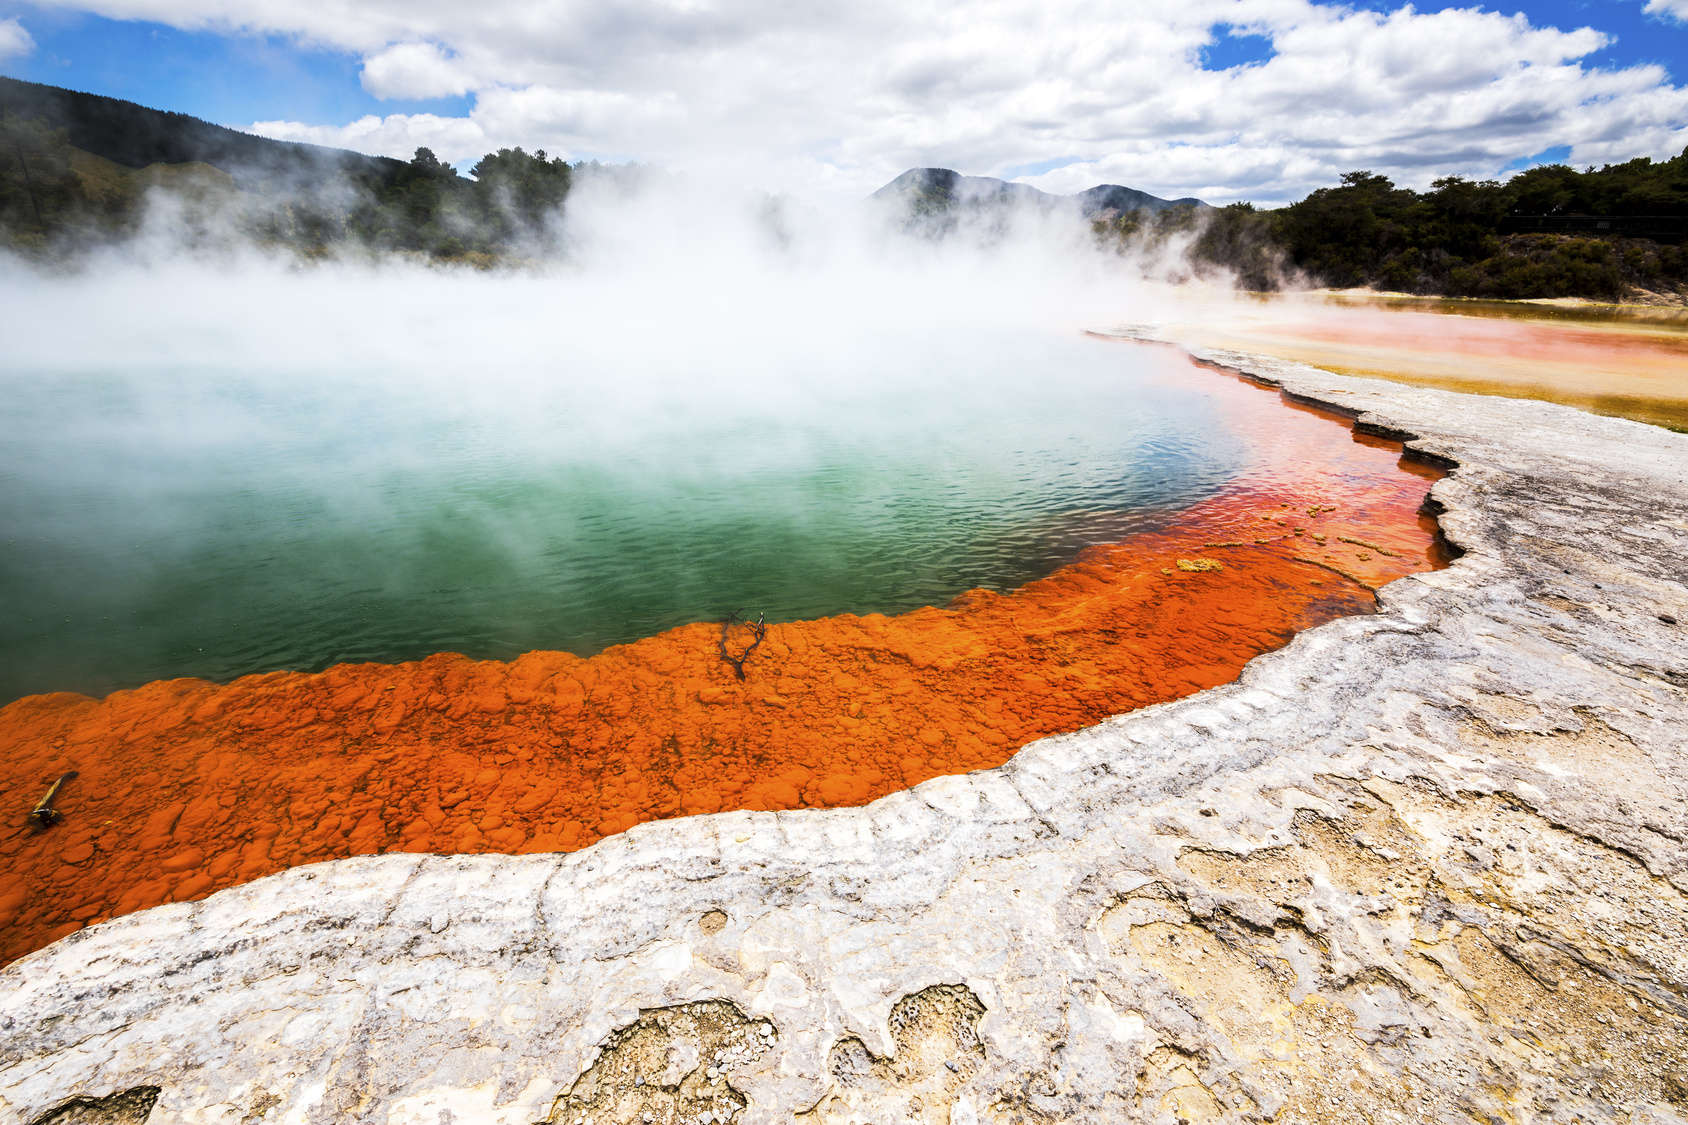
[0,357,1451,967]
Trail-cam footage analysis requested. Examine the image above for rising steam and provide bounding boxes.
[0,170,1282,704]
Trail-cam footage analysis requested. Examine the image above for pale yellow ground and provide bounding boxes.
[1151,289,1688,431]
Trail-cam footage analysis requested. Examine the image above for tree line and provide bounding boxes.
[1,108,575,260]
[7,63,1688,299]
[332,144,574,258]
[1099,150,1688,300]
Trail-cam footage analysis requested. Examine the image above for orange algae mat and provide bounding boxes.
[0,360,1449,966]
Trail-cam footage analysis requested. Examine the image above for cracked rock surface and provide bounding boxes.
[3,340,1687,1125]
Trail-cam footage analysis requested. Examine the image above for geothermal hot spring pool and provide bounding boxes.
[2,334,1287,702]
[0,264,1449,967]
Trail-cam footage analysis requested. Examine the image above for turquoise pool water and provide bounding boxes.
[0,330,1250,704]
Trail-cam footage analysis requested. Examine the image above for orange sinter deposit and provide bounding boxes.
[0,361,1450,967]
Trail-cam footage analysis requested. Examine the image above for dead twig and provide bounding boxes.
[29,770,78,831]
[719,611,768,681]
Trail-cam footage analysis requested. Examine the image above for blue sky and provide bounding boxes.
[6,1,1686,128]
[1202,2,1684,72]
[1,0,1685,203]
[0,6,471,123]
[1353,0,1687,71]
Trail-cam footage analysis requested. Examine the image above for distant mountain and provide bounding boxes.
[871,168,1049,209]
[1073,183,1210,217]
[0,76,401,186]
[869,167,1208,219]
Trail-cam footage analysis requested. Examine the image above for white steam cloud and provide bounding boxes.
[0,181,1257,699]
[4,171,1202,368]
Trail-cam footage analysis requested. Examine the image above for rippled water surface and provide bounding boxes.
[0,333,1262,703]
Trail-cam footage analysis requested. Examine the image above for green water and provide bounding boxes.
[0,333,1249,703]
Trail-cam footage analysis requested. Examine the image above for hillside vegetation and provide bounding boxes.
[5,75,1688,300]
[1100,155,1688,300]
[1,78,574,260]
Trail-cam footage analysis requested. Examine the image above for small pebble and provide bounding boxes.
[1661,614,1678,625]
[945,1060,959,1072]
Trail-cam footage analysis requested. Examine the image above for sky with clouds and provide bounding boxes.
[2,0,1686,206]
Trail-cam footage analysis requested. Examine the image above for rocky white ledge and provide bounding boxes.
[3,341,1686,1125]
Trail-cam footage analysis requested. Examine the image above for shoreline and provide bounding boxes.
[3,343,1686,1125]
[1148,293,1688,432]
[0,360,1441,970]
[1308,288,1688,316]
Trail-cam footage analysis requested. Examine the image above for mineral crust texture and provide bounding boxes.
[3,341,1687,1125]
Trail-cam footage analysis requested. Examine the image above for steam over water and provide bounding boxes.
[0,203,1251,704]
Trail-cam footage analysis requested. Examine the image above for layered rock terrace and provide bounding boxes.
[2,341,1686,1125]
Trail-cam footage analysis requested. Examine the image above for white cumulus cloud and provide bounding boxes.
[359,41,475,100]
[1646,0,1688,23]
[0,16,35,60]
[22,0,1688,204]
[248,112,488,161]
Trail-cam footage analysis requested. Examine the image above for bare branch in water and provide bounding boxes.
[719,611,768,681]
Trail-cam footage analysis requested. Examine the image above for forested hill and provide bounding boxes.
[0,76,399,182]
[3,72,1686,301]
[1,77,574,260]
[1104,155,1688,301]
